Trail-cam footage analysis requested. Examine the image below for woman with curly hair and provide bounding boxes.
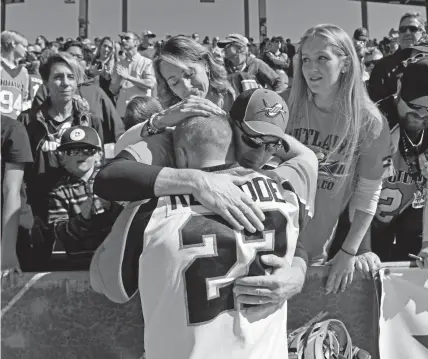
[18,52,104,222]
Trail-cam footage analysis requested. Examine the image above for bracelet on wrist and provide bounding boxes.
[340,247,357,257]
[146,114,164,135]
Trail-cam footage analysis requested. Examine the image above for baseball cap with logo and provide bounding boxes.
[353,27,369,41]
[229,88,290,151]
[218,34,249,48]
[400,56,428,107]
[58,126,102,151]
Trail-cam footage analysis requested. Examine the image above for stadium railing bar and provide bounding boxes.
[1,263,413,359]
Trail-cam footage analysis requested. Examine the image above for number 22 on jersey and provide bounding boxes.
[179,210,288,325]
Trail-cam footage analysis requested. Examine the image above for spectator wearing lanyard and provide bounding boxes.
[47,126,122,257]
[110,32,156,119]
[19,52,104,223]
[31,41,125,145]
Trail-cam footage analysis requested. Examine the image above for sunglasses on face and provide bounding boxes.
[120,36,134,41]
[399,25,422,34]
[241,134,283,151]
[60,148,98,156]
[406,102,428,116]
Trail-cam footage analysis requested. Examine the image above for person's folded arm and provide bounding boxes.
[265,52,288,69]
[256,59,286,93]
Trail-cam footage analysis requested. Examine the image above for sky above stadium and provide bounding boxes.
[5,0,426,43]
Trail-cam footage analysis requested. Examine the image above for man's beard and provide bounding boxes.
[402,112,428,134]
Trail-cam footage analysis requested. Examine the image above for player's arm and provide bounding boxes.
[94,150,265,233]
[271,134,318,225]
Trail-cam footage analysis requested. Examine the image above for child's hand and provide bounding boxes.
[80,197,93,219]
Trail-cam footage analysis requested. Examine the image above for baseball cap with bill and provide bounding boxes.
[354,27,369,41]
[142,30,156,38]
[400,57,428,107]
[229,88,290,151]
[218,34,249,48]
[58,126,102,151]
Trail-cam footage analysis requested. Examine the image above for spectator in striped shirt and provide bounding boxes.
[47,126,122,256]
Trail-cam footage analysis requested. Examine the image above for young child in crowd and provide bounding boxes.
[47,125,122,257]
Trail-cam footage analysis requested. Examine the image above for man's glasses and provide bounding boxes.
[406,102,428,116]
[60,148,98,156]
[399,26,422,34]
[241,134,283,151]
[120,36,134,41]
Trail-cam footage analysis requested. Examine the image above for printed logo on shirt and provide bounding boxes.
[40,122,72,152]
[290,128,349,192]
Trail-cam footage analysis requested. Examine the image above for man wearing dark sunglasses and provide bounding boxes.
[335,56,428,272]
[47,125,122,258]
[369,12,427,128]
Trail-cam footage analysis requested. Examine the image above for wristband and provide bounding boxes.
[146,114,164,136]
[340,247,357,257]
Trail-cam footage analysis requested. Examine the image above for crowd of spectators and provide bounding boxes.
[1,10,428,285]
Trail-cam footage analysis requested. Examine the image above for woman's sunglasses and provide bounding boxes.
[399,26,422,34]
[60,148,99,156]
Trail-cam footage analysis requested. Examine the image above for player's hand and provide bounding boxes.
[152,96,226,130]
[355,252,381,279]
[417,243,428,269]
[234,255,306,315]
[191,172,265,233]
[325,250,356,294]
[1,245,22,286]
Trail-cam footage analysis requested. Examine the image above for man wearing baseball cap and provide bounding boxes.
[139,31,157,60]
[353,27,369,47]
[47,126,121,257]
[91,89,316,359]
[218,33,285,94]
[334,56,428,274]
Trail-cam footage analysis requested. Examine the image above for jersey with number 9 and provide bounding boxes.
[0,60,29,120]
[91,168,302,359]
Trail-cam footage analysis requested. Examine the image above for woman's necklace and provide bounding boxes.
[401,129,427,208]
